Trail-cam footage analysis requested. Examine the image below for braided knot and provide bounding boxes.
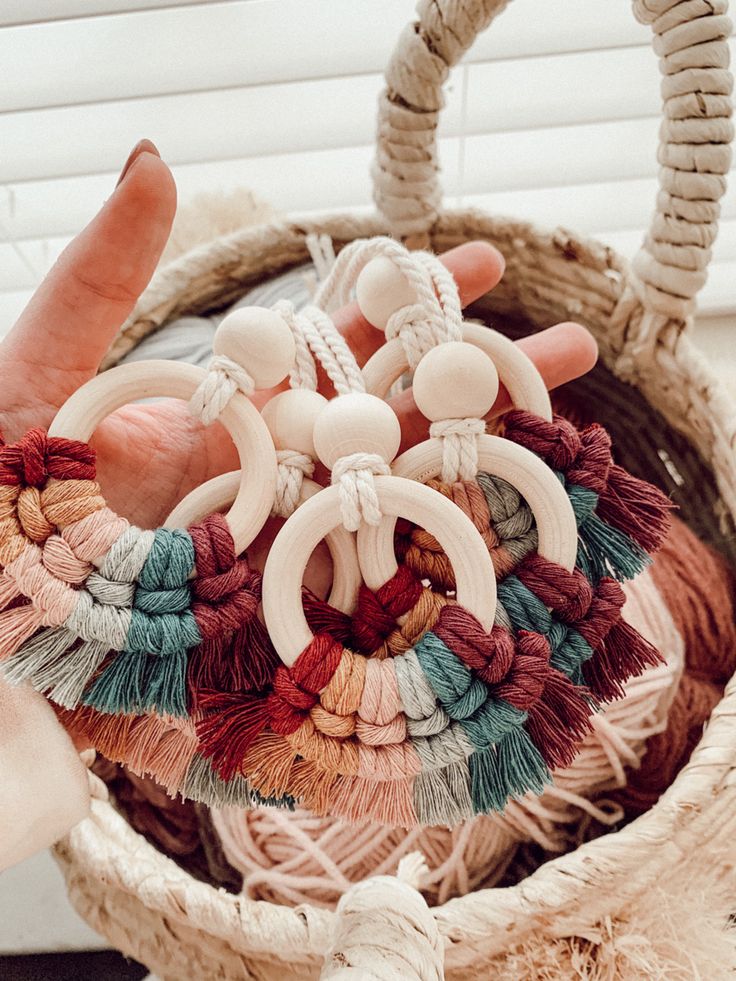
[0,429,96,487]
[268,633,343,735]
[311,648,365,739]
[331,452,391,531]
[86,526,155,609]
[189,514,261,637]
[476,473,539,577]
[429,417,486,482]
[434,607,515,686]
[416,632,488,723]
[394,649,451,739]
[398,479,493,589]
[517,554,594,623]
[189,355,255,425]
[504,412,612,494]
[273,450,315,518]
[0,478,105,565]
[356,659,406,746]
[126,528,200,655]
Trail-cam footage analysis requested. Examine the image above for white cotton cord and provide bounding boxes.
[306,232,337,283]
[273,300,320,392]
[274,301,365,396]
[331,453,391,532]
[430,418,486,483]
[298,305,366,396]
[188,354,255,425]
[313,236,463,370]
[273,451,315,519]
[320,851,443,981]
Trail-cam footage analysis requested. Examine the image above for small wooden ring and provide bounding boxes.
[362,322,553,421]
[48,360,276,555]
[165,471,361,614]
[262,477,497,666]
[392,435,578,572]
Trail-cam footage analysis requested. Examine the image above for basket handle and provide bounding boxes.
[373,0,733,320]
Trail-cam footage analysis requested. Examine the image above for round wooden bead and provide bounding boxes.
[261,389,328,457]
[213,307,296,389]
[355,256,417,332]
[412,341,499,422]
[313,393,402,470]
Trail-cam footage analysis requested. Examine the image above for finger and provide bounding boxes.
[253,241,506,408]
[391,321,599,454]
[1,144,176,408]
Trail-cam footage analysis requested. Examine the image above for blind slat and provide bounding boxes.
[0,0,647,114]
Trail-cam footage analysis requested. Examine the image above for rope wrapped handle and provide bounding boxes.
[373,0,733,321]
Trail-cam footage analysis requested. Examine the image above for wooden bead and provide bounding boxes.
[213,307,295,389]
[313,393,401,470]
[412,341,499,422]
[355,256,417,332]
[261,389,327,456]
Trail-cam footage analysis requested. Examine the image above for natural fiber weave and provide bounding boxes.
[54,0,734,977]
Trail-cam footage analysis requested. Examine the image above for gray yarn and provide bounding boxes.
[182,755,255,809]
[476,471,539,567]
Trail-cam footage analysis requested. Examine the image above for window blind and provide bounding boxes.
[0,0,733,334]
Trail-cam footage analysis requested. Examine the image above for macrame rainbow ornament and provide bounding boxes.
[0,235,670,826]
[0,301,366,788]
[342,237,673,590]
[215,329,663,825]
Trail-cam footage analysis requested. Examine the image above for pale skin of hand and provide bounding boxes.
[0,140,598,550]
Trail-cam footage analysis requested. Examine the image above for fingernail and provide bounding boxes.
[116,139,160,187]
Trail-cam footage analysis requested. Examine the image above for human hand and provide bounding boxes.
[0,142,598,538]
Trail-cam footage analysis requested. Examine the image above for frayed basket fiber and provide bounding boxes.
[53,1,736,978]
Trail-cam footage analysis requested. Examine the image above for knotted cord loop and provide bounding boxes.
[331,452,391,531]
[273,450,315,519]
[430,417,486,482]
[188,354,255,425]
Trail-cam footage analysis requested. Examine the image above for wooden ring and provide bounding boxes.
[166,471,361,614]
[362,322,553,421]
[48,360,276,555]
[262,476,497,666]
[392,435,578,571]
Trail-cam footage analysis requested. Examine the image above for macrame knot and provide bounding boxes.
[573,577,628,651]
[190,514,262,638]
[429,417,486,482]
[311,650,363,739]
[126,528,199,654]
[330,452,391,531]
[517,554,594,623]
[268,633,343,734]
[351,565,423,654]
[503,411,582,471]
[492,631,551,711]
[356,658,406,746]
[386,303,447,369]
[189,355,255,425]
[0,429,96,487]
[273,450,315,518]
[434,606,515,686]
[415,632,488,722]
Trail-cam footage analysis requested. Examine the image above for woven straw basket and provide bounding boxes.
[52,1,735,977]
